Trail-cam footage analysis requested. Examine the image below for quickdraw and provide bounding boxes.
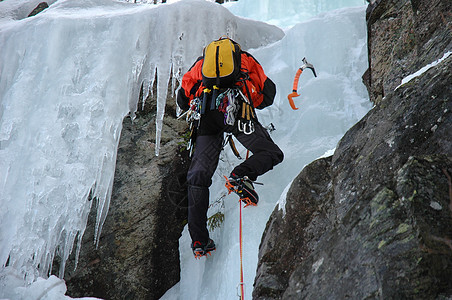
[207,87,257,134]
[179,84,259,157]
[221,89,238,126]
[177,98,202,157]
[187,98,201,123]
[236,89,256,135]
[225,100,237,126]
[287,57,317,110]
[238,119,254,135]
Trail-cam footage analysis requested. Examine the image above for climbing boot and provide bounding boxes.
[225,173,259,207]
[191,239,216,259]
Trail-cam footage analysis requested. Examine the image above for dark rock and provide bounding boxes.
[364,0,451,104]
[253,157,334,299]
[254,0,452,298]
[279,155,452,299]
[62,84,190,300]
[28,2,49,17]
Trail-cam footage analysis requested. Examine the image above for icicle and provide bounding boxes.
[154,65,171,156]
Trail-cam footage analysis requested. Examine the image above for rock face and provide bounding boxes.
[63,90,190,300]
[364,0,451,104]
[254,0,452,299]
[27,2,49,17]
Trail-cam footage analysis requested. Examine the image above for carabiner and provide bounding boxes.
[238,120,254,135]
[244,121,254,135]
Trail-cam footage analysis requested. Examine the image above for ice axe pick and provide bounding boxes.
[287,57,317,110]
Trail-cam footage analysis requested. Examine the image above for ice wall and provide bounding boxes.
[0,0,283,291]
[224,0,367,28]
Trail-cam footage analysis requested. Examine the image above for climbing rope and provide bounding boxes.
[237,199,245,299]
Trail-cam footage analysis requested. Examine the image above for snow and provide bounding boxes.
[0,0,370,299]
[0,267,97,300]
[276,182,292,217]
[395,50,452,90]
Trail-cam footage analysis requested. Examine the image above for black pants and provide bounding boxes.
[186,109,284,244]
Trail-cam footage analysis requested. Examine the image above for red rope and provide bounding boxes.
[239,199,245,299]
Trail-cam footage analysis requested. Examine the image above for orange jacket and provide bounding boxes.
[177,51,276,111]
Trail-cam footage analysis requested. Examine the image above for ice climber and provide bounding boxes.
[176,37,284,258]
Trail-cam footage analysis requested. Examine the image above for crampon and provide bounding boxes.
[192,239,216,259]
[224,175,259,207]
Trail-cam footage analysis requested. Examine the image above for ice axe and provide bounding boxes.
[287,57,317,110]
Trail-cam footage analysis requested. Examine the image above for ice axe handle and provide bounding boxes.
[292,68,303,92]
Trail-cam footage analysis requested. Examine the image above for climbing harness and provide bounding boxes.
[287,57,317,110]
